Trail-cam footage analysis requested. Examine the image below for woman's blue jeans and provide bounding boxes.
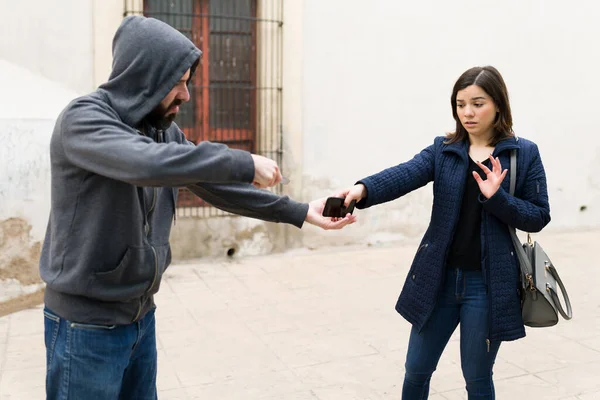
[402,268,501,400]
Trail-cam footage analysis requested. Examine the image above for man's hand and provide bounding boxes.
[251,154,283,188]
[305,197,357,230]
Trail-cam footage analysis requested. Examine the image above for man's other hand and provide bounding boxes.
[251,154,283,188]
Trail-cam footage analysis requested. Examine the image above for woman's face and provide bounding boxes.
[456,85,499,140]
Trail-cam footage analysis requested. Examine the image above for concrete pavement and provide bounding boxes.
[1,229,599,399]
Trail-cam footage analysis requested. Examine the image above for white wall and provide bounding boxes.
[0,60,81,239]
[0,0,95,94]
[95,0,138,88]
[296,0,600,245]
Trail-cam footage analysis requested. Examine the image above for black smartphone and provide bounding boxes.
[322,197,356,217]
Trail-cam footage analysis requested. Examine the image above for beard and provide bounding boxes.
[145,99,183,130]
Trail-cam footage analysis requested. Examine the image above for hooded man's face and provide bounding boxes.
[146,68,191,130]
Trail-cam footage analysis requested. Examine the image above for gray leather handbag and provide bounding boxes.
[508,148,573,327]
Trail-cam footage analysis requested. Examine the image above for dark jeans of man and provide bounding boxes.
[44,306,157,400]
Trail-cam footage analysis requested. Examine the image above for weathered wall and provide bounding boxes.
[170,215,302,261]
[0,219,44,304]
[0,60,81,305]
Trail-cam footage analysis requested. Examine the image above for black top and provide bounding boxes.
[447,157,490,270]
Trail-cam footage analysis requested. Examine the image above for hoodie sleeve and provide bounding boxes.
[186,183,309,228]
[479,143,551,232]
[59,100,255,187]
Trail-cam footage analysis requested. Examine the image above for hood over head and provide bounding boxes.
[99,16,202,127]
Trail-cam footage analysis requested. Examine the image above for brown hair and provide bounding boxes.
[446,66,514,146]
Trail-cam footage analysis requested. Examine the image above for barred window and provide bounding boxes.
[125,0,283,215]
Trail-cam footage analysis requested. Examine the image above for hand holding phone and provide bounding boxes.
[322,197,356,218]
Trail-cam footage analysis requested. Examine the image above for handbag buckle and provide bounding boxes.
[526,274,536,292]
[527,233,533,246]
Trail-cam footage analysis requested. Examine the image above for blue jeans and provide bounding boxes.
[44,306,158,400]
[402,268,501,400]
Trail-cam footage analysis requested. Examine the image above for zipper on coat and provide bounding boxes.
[419,156,468,333]
[144,193,159,287]
[483,212,493,351]
[147,131,159,227]
[133,195,158,323]
[141,188,158,236]
[483,142,518,348]
[157,128,178,226]
[133,127,161,322]
[133,192,159,322]
[146,131,160,297]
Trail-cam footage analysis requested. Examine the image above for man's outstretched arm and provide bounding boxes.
[186,183,356,230]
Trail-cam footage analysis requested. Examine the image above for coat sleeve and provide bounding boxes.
[356,142,436,209]
[480,143,551,232]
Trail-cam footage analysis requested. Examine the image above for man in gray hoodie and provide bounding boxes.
[40,16,355,399]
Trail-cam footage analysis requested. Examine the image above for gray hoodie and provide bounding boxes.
[40,16,308,325]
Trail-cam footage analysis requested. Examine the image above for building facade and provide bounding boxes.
[1,0,598,278]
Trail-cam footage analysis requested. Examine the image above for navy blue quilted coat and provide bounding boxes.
[357,136,550,343]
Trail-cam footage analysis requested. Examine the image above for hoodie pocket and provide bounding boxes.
[146,243,171,296]
[91,246,157,302]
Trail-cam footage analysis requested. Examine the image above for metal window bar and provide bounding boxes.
[123,0,284,218]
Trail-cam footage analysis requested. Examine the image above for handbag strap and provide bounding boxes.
[509,134,519,195]
[510,148,516,196]
[508,148,534,280]
[546,265,573,319]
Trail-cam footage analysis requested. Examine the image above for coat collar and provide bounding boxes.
[493,135,520,155]
[442,135,521,161]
